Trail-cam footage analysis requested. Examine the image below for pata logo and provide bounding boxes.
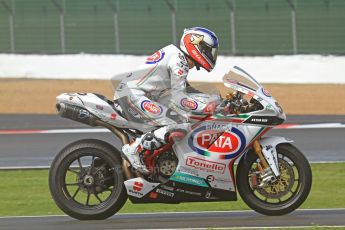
[141,100,162,115]
[181,98,198,110]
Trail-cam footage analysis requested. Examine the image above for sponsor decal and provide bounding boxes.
[262,88,271,97]
[175,188,202,196]
[170,172,208,187]
[145,50,165,64]
[192,49,207,66]
[177,69,184,76]
[188,125,246,159]
[149,192,158,199]
[178,166,199,176]
[133,181,143,192]
[180,98,198,110]
[128,181,144,196]
[206,175,215,182]
[178,53,187,63]
[203,101,217,114]
[206,174,231,183]
[160,185,174,192]
[110,113,117,120]
[78,109,90,119]
[186,156,226,174]
[156,188,174,197]
[140,100,163,115]
[266,104,275,112]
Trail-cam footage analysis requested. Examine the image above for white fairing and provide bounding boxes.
[260,136,294,177]
[172,121,266,192]
[124,178,160,198]
[56,92,153,131]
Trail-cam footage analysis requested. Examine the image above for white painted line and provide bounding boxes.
[139,226,345,230]
[0,166,50,170]
[1,208,345,219]
[0,128,110,135]
[280,123,345,129]
[44,128,110,134]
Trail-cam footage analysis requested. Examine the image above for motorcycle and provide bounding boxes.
[49,66,312,220]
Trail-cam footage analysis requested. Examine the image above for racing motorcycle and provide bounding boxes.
[49,66,312,220]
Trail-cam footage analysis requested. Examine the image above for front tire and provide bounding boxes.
[49,139,127,220]
[237,143,312,216]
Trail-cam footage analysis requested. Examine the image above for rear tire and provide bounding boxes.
[49,139,127,220]
[237,143,312,216]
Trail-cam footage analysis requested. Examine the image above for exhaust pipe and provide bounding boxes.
[57,103,133,179]
[56,103,97,126]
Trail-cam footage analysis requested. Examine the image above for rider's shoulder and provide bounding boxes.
[164,45,188,67]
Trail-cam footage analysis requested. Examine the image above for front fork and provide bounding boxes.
[252,137,293,187]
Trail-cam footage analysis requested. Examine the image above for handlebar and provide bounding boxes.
[220,91,263,115]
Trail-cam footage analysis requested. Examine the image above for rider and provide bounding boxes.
[114,27,221,174]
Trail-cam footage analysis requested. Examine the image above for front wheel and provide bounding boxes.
[49,139,128,220]
[236,143,312,216]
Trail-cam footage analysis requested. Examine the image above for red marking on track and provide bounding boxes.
[276,124,298,129]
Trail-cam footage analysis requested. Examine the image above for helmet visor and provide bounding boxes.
[200,41,218,66]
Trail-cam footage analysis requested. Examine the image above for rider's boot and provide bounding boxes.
[122,137,150,174]
[122,131,165,174]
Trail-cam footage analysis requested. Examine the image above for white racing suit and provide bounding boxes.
[113,44,221,173]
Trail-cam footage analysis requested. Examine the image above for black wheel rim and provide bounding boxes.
[60,151,120,209]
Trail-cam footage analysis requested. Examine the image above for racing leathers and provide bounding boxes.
[113,44,220,173]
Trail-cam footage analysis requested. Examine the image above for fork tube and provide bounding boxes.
[253,140,269,169]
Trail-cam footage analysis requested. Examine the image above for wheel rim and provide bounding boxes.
[61,152,119,208]
[248,153,301,205]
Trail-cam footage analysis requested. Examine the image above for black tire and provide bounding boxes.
[236,143,312,216]
[49,139,128,220]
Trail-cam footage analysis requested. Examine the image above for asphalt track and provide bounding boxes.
[1,209,345,230]
[0,115,344,167]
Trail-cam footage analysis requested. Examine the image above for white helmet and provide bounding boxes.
[180,27,219,72]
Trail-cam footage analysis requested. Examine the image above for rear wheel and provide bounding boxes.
[237,143,312,216]
[49,139,127,220]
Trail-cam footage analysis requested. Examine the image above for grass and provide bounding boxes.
[0,163,344,217]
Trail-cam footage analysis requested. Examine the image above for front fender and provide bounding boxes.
[259,136,294,177]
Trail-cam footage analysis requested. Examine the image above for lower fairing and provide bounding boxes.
[128,180,237,204]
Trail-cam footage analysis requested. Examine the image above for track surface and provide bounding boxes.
[1,209,345,230]
[0,115,344,167]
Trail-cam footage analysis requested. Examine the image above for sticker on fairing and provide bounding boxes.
[170,172,208,187]
[140,100,163,115]
[188,125,246,159]
[262,88,271,97]
[146,50,165,64]
[180,98,198,110]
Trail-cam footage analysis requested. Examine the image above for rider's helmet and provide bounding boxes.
[180,27,219,72]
